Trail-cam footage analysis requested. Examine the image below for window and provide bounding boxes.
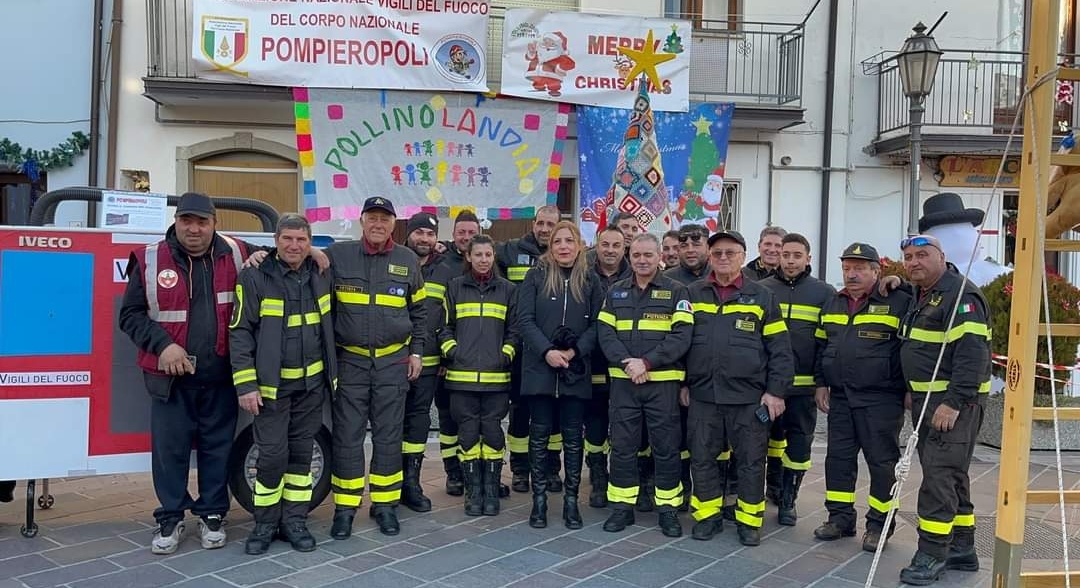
[664,0,740,30]
[716,180,740,231]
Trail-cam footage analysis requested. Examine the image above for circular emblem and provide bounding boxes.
[1006,358,1021,391]
[158,269,179,289]
[432,35,485,84]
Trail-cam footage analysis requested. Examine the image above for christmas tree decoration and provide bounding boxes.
[1057,79,1074,104]
[662,23,684,54]
[674,113,725,231]
[616,29,677,90]
[603,84,671,235]
[0,131,91,181]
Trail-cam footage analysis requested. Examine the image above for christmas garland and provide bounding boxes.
[0,131,91,180]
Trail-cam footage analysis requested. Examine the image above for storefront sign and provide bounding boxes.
[939,155,1020,188]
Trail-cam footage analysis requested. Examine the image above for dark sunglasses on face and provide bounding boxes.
[900,235,942,250]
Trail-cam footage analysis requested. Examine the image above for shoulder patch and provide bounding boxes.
[613,289,630,299]
[651,289,672,299]
[517,253,532,265]
[958,302,976,314]
[676,300,693,312]
[388,264,409,277]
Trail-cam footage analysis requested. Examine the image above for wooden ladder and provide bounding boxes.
[993,1,1080,586]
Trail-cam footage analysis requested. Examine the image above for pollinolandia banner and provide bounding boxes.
[191,0,491,91]
[294,88,570,236]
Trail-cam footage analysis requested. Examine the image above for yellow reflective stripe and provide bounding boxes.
[333,493,363,507]
[369,471,404,486]
[722,304,765,320]
[283,473,312,486]
[814,328,828,339]
[260,298,285,317]
[282,488,312,502]
[793,375,816,386]
[335,291,370,305]
[229,284,245,329]
[340,339,409,358]
[672,310,694,325]
[331,475,365,490]
[867,494,897,514]
[680,449,690,460]
[591,374,607,384]
[455,302,507,320]
[637,319,672,332]
[254,493,281,507]
[637,447,652,457]
[909,380,949,392]
[411,289,427,304]
[766,447,784,458]
[507,266,530,282]
[691,495,723,521]
[614,319,635,330]
[607,367,686,381]
[481,443,504,459]
[259,386,278,400]
[402,441,426,454]
[826,490,856,503]
[763,320,787,336]
[233,368,257,386]
[716,450,731,461]
[374,294,407,308]
[441,446,458,459]
[483,304,507,320]
[286,312,322,327]
[737,499,766,514]
[369,490,401,503]
[597,310,617,327]
[978,380,991,393]
[654,483,684,507]
[907,327,944,343]
[584,440,609,454]
[506,435,528,453]
[318,294,331,314]
[853,314,900,328]
[780,303,821,323]
[441,340,458,356]
[948,321,990,341]
[954,513,975,527]
[735,509,764,527]
[461,444,482,461]
[919,517,954,535]
[439,433,458,445]
[821,313,849,326]
[768,439,787,448]
[422,355,441,367]
[424,282,446,301]
[502,344,516,361]
[255,479,284,494]
[781,453,812,471]
[607,483,639,504]
[694,302,720,315]
[455,302,482,318]
[445,370,511,384]
[254,479,284,507]
[280,360,324,380]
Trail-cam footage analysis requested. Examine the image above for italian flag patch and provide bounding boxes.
[959,302,975,314]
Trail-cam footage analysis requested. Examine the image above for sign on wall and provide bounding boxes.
[500,9,692,112]
[294,88,570,233]
[938,155,1021,188]
[191,0,491,91]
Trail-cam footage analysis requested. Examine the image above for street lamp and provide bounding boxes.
[896,21,943,236]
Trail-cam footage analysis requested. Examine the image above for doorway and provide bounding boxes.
[192,151,298,232]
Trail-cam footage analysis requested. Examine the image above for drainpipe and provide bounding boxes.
[817,0,840,280]
[87,0,106,225]
[104,0,123,189]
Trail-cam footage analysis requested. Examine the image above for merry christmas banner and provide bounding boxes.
[577,102,734,237]
[295,88,570,234]
[499,10,692,112]
[192,0,491,91]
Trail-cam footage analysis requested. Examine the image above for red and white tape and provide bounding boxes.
[991,352,1080,373]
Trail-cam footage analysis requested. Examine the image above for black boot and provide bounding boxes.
[402,454,432,513]
[547,450,563,493]
[636,456,655,513]
[777,469,803,526]
[528,428,549,528]
[482,460,502,516]
[899,551,948,586]
[946,531,979,572]
[510,452,530,493]
[462,459,483,516]
[603,506,635,532]
[658,511,682,538]
[369,505,400,536]
[280,521,317,552]
[444,457,465,496]
[562,433,584,529]
[330,507,355,540]
[586,453,608,508]
[862,521,896,553]
[814,520,856,541]
[765,455,782,505]
[736,523,761,546]
[245,523,277,555]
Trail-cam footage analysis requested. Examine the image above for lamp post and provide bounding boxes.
[896,21,943,236]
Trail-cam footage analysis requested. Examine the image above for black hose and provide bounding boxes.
[29,188,280,232]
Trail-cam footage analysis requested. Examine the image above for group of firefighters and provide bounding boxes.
[120,190,989,587]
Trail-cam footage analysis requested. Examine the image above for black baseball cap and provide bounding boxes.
[362,196,396,216]
[839,242,880,262]
[175,192,216,219]
[706,229,747,250]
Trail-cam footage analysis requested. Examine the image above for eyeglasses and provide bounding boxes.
[900,235,942,250]
[678,233,706,244]
[710,249,743,259]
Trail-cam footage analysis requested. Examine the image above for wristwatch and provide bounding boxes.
[411,353,421,359]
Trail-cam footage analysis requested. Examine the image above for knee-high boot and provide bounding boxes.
[528,424,549,528]
[562,431,583,529]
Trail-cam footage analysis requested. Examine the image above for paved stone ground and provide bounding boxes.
[4,441,1080,588]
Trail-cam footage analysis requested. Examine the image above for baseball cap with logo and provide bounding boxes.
[362,196,396,217]
[839,242,880,262]
[706,230,747,250]
[175,192,216,219]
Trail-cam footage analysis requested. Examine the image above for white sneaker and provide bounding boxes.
[198,515,227,549]
[151,520,186,555]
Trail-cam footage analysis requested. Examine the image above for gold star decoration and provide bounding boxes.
[691,115,712,135]
[617,29,677,90]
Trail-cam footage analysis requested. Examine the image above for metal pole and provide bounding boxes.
[907,96,925,236]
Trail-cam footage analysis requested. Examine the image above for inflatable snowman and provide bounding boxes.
[919,192,1011,287]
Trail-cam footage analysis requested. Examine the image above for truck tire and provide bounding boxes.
[228,424,333,514]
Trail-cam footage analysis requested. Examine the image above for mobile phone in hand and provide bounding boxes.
[754,404,771,424]
[186,354,197,373]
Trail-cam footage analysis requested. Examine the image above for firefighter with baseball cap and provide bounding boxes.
[897,234,990,585]
[325,196,428,538]
[813,242,909,553]
[598,233,693,538]
[684,230,795,546]
[229,214,337,554]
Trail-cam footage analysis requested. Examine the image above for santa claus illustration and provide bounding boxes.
[699,167,727,232]
[525,31,576,97]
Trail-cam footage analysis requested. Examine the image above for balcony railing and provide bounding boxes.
[870,49,1080,138]
[147,1,803,107]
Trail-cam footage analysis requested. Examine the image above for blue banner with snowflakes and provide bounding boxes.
[577,102,734,238]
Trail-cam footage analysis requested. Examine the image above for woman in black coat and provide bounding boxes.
[517,221,604,529]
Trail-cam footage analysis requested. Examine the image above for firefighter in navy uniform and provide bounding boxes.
[401,212,453,509]
[685,230,795,547]
[496,205,561,493]
[585,225,630,508]
[759,233,835,526]
[598,233,693,538]
[440,235,519,516]
[897,234,990,586]
[229,214,337,555]
[813,242,910,552]
[325,197,428,538]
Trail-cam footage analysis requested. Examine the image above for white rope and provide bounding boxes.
[864,67,1067,587]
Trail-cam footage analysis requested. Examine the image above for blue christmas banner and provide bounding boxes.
[577,102,734,238]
